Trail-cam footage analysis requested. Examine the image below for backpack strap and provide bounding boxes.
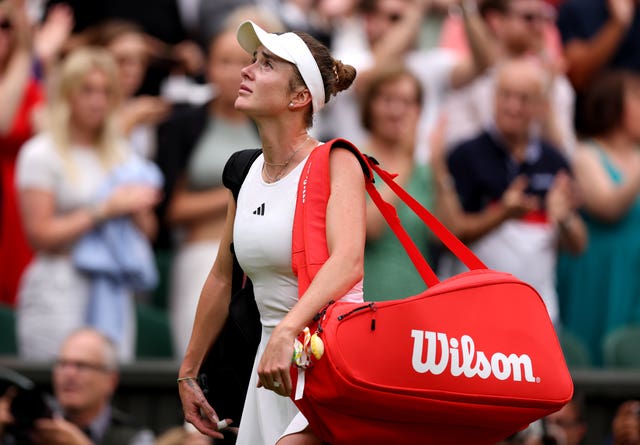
[292,138,486,299]
[221,148,262,304]
[222,148,263,201]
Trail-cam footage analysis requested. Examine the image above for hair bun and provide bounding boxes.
[332,60,356,95]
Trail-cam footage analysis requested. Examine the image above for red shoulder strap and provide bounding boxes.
[291,142,330,297]
[292,138,486,299]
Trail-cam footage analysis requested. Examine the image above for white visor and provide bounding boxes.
[237,20,326,113]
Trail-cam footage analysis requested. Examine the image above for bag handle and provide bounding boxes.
[364,156,486,287]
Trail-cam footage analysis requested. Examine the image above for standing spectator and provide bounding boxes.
[15,47,161,361]
[434,57,586,325]
[192,0,249,48]
[32,2,74,77]
[360,65,434,301]
[557,71,640,365]
[0,0,45,307]
[0,328,155,445]
[45,0,205,97]
[158,20,265,358]
[86,20,171,160]
[319,0,491,162]
[441,0,577,155]
[439,0,564,64]
[556,0,640,134]
[557,0,640,91]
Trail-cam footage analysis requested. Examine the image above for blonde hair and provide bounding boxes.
[47,47,124,176]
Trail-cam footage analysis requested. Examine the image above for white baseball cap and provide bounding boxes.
[236,20,326,113]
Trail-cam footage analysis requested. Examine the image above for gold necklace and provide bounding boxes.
[263,135,311,182]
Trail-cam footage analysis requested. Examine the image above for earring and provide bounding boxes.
[288,102,294,108]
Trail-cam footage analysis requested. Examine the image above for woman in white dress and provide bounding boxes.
[177,21,362,445]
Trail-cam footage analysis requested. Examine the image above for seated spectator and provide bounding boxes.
[433,57,586,326]
[556,70,640,366]
[441,0,577,155]
[611,400,640,445]
[359,64,434,301]
[156,10,280,359]
[0,328,155,445]
[494,419,568,445]
[15,47,161,362]
[544,393,588,445]
[0,0,46,308]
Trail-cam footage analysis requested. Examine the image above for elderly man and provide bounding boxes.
[0,328,154,445]
[435,57,587,326]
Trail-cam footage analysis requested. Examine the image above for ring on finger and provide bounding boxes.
[273,380,281,388]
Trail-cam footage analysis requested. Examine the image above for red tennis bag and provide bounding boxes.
[289,139,573,445]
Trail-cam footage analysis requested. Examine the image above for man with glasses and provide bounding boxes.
[442,0,577,156]
[435,58,586,327]
[0,328,154,445]
[319,0,491,163]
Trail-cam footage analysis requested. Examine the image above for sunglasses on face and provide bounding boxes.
[0,19,12,30]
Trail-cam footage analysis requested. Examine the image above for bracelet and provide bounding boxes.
[176,376,198,383]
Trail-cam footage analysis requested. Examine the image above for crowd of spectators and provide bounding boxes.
[1,0,640,442]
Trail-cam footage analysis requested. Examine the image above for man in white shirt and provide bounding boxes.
[318,0,490,162]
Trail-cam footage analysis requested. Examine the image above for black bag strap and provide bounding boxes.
[222,148,262,201]
[199,149,263,422]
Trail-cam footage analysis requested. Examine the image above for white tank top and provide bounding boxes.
[234,152,364,329]
[233,154,308,329]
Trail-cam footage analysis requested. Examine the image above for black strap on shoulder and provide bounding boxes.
[222,148,262,202]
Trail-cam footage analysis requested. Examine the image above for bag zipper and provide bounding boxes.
[337,302,378,331]
[313,300,334,333]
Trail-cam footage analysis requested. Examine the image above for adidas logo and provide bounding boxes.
[253,203,266,216]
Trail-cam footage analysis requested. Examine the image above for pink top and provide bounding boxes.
[438,14,565,67]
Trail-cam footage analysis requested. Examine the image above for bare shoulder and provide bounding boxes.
[329,147,366,184]
[571,142,600,175]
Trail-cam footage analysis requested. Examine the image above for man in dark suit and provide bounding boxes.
[0,328,154,445]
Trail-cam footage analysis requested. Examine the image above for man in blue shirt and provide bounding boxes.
[437,57,587,325]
